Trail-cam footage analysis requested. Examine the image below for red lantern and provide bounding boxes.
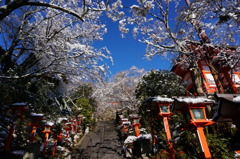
[129,114,141,137]
[173,96,214,159]
[42,122,54,155]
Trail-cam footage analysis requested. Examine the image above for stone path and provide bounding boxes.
[71,120,124,159]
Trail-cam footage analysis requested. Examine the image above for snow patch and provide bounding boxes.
[44,121,54,126]
[124,136,137,144]
[176,97,213,104]
[233,96,240,103]
[12,150,24,156]
[30,113,44,117]
[153,96,173,102]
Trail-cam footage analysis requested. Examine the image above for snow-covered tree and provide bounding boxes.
[107,0,240,95]
[92,66,145,119]
[0,0,112,80]
[0,0,113,109]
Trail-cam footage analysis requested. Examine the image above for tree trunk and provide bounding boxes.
[207,62,225,93]
[190,60,205,96]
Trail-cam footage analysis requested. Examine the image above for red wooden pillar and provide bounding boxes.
[196,127,212,159]
[163,117,175,159]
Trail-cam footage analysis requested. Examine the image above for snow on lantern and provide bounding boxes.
[151,96,175,159]
[4,103,28,151]
[42,121,54,155]
[173,96,214,159]
[58,117,68,124]
[29,113,44,142]
[129,114,141,137]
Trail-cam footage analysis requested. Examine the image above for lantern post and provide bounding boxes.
[173,96,214,159]
[4,103,28,151]
[150,96,175,159]
[129,114,141,137]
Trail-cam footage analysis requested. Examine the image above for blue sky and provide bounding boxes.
[96,16,172,76]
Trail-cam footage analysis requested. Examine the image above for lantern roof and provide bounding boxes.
[173,96,214,111]
[214,94,240,103]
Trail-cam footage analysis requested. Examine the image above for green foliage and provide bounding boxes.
[71,83,97,112]
[175,130,201,158]
[135,69,185,100]
[207,133,234,158]
[74,97,94,124]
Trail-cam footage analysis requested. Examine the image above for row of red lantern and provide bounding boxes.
[3,103,85,157]
[29,114,84,156]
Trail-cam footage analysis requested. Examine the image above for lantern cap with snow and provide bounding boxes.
[57,117,68,125]
[173,96,214,128]
[29,113,44,126]
[213,94,240,127]
[42,121,54,133]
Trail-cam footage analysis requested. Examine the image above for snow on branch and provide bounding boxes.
[25,2,84,22]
